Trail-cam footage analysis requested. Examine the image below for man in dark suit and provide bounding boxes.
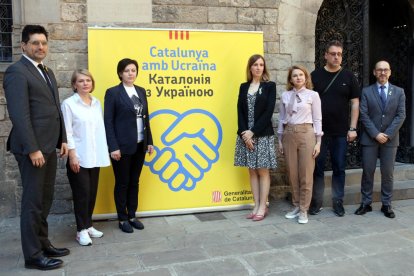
[355,60,406,218]
[4,25,70,270]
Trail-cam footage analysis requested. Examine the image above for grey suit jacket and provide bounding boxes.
[359,83,406,147]
[4,56,67,155]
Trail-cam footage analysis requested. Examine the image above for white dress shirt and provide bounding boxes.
[23,54,48,82]
[61,93,110,168]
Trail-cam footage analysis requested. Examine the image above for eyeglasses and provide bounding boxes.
[327,52,342,57]
[296,94,302,103]
[375,68,390,73]
[27,41,48,46]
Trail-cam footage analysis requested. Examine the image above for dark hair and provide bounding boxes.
[21,25,48,43]
[325,40,343,52]
[117,58,139,81]
[245,54,270,82]
[286,65,313,90]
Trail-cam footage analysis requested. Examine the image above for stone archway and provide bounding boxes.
[315,0,414,167]
[368,0,414,162]
[314,0,365,169]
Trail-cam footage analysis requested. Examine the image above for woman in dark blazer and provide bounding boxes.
[104,58,154,233]
[234,54,277,222]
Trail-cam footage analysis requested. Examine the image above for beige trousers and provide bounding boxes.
[282,124,316,212]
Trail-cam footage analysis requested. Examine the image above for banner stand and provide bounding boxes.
[92,203,253,220]
[89,27,263,217]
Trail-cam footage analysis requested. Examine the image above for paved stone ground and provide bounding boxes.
[1,199,414,275]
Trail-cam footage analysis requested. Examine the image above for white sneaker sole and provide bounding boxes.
[77,238,92,246]
[298,219,308,224]
[88,233,103,238]
[285,213,300,219]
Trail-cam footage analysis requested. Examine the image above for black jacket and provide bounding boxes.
[237,81,276,137]
[104,83,153,154]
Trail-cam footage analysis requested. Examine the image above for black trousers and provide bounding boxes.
[66,163,100,231]
[111,143,145,221]
[15,152,56,260]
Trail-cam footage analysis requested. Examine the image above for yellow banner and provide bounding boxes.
[88,28,263,215]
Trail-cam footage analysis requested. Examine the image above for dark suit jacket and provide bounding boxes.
[359,83,406,147]
[237,81,276,137]
[104,83,153,155]
[4,56,67,154]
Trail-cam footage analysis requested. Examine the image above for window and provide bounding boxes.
[0,0,12,62]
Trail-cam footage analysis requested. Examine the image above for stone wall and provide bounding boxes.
[0,0,324,217]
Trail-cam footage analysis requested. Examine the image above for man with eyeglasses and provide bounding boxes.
[309,40,361,217]
[355,60,405,218]
[4,25,69,270]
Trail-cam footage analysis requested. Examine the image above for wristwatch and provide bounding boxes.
[349,127,357,131]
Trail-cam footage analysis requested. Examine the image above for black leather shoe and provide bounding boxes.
[25,254,63,270]
[309,206,323,215]
[129,218,144,230]
[354,204,372,215]
[381,205,395,218]
[43,244,70,257]
[119,221,134,233]
[333,200,345,217]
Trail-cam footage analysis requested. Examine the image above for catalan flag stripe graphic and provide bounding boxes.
[212,191,222,203]
[168,30,190,40]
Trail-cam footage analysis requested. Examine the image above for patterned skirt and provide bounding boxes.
[234,135,277,169]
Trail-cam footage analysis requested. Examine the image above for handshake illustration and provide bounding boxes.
[145,109,222,191]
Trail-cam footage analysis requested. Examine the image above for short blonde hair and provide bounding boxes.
[71,69,95,93]
[286,65,313,90]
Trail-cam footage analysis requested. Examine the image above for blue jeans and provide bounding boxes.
[312,136,347,208]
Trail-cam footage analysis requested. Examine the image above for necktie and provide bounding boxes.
[38,64,54,93]
[380,85,387,109]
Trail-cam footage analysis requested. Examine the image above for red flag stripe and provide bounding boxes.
[168,30,190,40]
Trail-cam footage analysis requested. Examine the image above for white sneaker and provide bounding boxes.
[76,229,92,246]
[298,211,308,224]
[285,207,300,219]
[88,226,103,238]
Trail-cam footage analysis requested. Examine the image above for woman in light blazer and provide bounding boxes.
[104,58,154,233]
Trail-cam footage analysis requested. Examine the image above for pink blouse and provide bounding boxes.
[278,87,323,142]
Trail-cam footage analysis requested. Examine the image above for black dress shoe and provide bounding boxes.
[25,254,63,270]
[43,244,70,257]
[381,205,395,218]
[129,218,144,230]
[119,221,134,233]
[333,200,345,217]
[354,204,372,215]
[309,206,323,215]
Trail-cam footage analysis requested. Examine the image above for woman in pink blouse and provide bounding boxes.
[278,65,323,224]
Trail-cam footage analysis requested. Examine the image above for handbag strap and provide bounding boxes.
[321,67,343,95]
